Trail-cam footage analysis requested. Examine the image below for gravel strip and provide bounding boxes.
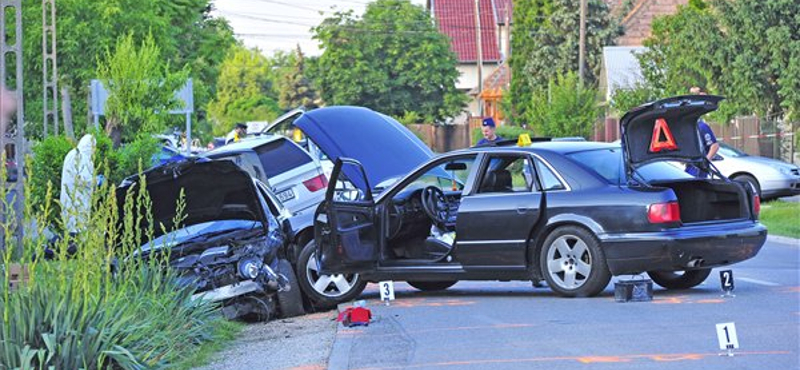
[193,311,338,370]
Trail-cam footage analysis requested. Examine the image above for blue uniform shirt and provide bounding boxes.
[686,119,717,178]
[476,135,503,146]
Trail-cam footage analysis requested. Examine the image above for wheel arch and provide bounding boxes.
[729,171,759,184]
[526,217,604,277]
[288,227,315,264]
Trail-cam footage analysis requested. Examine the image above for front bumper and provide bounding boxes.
[761,178,800,199]
[600,221,767,275]
[191,280,261,302]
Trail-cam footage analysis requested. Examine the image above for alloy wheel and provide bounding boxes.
[305,252,361,298]
[546,234,593,290]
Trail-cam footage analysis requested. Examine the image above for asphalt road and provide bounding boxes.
[328,236,800,370]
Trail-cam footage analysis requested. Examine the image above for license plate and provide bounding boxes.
[276,189,296,202]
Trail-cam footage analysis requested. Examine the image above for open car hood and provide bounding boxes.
[293,106,434,192]
[116,158,267,241]
[620,95,724,172]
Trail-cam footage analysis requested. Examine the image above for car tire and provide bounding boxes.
[647,269,711,290]
[540,226,610,297]
[297,240,367,310]
[733,174,761,198]
[276,259,305,318]
[407,281,458,291]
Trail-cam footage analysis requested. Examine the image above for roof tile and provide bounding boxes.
[433,0,501,62]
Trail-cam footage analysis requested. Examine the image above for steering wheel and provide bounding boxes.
[421,186,449,226]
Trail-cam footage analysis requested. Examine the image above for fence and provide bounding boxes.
[596,116,798,165]
[407,123,472,153]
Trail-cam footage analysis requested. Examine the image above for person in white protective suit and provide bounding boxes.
[60,134,95,234]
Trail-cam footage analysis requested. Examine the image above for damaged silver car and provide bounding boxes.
[117,158,305,320]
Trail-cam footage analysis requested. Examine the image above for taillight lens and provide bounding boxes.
[303,174,329,192]
[753,195,761,216]
[648,201,681,224]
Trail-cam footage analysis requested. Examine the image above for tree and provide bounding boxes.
[527,72,600,138]
[97,34,189,147]
[509,0,553,125]
[312,0,465,123]
[207,46,282,136]
[638,1,723,97]
[609,81,662,116]
[20,0,235,138]
[638,0,800,121]
[510,0,621,125]
[278,46,323,111]
[712,0,799,121]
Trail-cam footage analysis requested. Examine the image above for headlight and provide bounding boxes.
[768,164,794,175]
[238,258,263,279]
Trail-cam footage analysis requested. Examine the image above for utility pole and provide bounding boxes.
[1,0,25,253]
[578,0,587,86]
[474,0,484,116]
[43,0,58,136]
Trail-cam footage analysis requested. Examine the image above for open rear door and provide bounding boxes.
[314,158,380,274]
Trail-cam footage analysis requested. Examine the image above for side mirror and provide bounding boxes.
[445,162,467,171]
[712,154,723,161]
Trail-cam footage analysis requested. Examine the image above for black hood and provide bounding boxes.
[116,158,267,240]
[620,95,724,172]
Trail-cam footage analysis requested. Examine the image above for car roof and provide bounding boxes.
[449,141,618,156]
[205,134,285,156]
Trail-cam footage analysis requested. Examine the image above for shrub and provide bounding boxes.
[526,72,601,139]
[0,161,226,369]
[109,135,161,184]
[29,135,74,228]
[609,81,662,116]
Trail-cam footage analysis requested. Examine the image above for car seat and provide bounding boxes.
[480,169,513,193]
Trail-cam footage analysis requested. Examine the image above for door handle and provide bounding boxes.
[516,207,528,214]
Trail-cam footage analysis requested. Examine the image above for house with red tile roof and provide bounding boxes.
[600,0,688,106]
[427,0,511,122]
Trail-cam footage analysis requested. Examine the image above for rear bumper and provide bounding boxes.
[599,221,767,275]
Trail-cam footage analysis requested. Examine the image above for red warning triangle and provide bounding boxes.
[649,118,678,153]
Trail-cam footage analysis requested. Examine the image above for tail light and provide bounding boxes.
[303,174,329,192]
[648,201,681,224]
[753,195,761,216]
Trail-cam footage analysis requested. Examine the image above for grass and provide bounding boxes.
[1,155,237,369]
[760,200,800,238]
[174,319,245,370]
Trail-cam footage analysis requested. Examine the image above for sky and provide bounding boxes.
[212,0,428,57]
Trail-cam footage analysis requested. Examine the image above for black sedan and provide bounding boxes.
[314,96,767,297]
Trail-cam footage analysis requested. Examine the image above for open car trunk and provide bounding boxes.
[650,179,751,223]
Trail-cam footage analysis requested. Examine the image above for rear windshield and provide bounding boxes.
[256,138,313,178]
[567,148,693,184]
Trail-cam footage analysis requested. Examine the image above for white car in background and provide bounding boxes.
[204,134,328,216]
[712,142,800,200]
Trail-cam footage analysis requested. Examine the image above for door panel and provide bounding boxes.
[315,158,380,274]
[455,154,542,268]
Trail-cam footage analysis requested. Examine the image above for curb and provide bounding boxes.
[767,234,800,246]
[327,303,358,370]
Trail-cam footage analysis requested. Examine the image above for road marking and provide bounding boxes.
[339,323,534,337]
[738,277,781,287]
[349,351,792,370]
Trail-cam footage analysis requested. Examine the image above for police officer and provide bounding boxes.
[685,87,719,178]
[225,122,248,145]
[476,117,502,146]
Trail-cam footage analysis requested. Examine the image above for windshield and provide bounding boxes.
[567,148,693,184]
[140,220,262,253]
[718,142,748,158]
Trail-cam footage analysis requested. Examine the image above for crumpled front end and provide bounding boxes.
[171,228,288,320]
